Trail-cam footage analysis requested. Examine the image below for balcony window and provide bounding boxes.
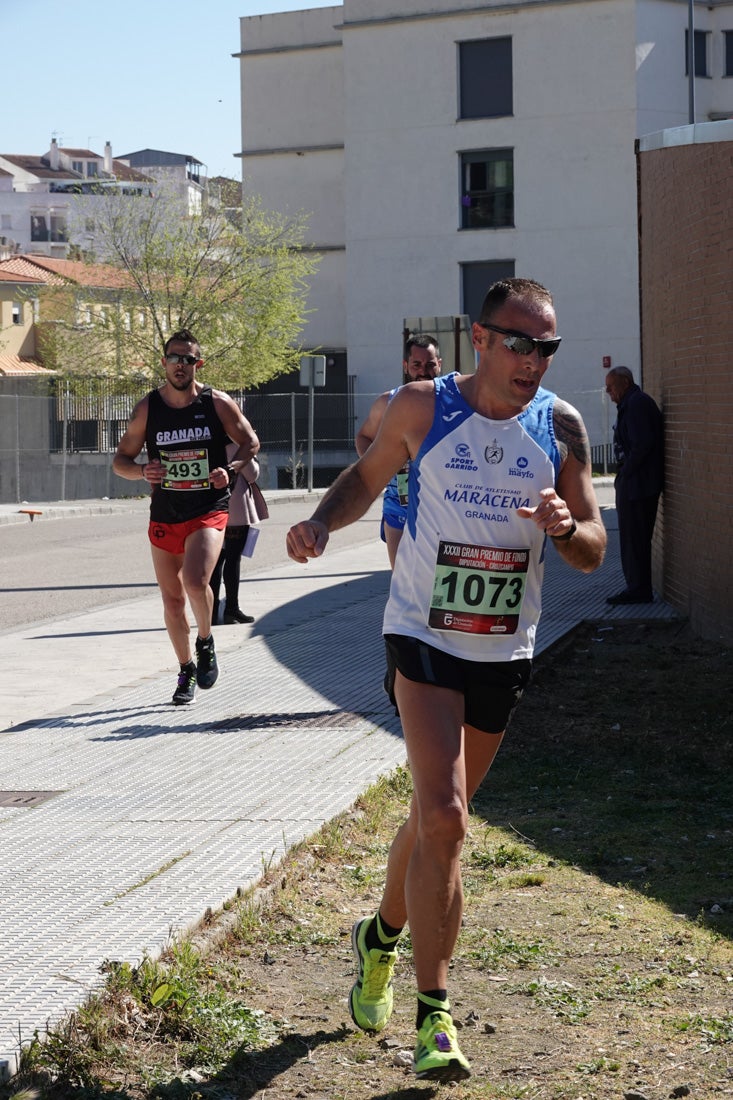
[31,213,49,242]
[460,150,514,229]
[50,214,68,243]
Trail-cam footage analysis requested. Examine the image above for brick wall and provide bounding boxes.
[637,136,733,643]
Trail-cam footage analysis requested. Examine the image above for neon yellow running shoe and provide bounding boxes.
[414,1010,471,1081]
[349,917,397,1032]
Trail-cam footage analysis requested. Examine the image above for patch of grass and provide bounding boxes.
[576,1056,621,1074]
[468,840,537,872]
[464,927,554,971]
[16,941,278,1090]
[672,1012,733,1044]
[516,976,593,1022]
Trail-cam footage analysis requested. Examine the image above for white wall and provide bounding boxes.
[340,0,646,437]
[239,0,729,443]
[239,9,345,353]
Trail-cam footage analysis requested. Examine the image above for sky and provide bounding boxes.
[2,0,336,180]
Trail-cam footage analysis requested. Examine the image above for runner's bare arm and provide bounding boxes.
[517,399,606,573]
[112,396,163,483]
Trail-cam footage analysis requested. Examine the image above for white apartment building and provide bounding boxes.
[0,142,214,264]
[237,0,733,445]
[0,140,153,261]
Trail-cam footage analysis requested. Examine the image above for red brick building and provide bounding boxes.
[636,122,733,643]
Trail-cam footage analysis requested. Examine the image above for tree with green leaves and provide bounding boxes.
[42,181,318,389]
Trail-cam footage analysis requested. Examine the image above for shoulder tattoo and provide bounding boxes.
[553,399,591,466]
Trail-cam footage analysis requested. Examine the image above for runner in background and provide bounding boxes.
[355,334,441,568]
[113,329,258,705]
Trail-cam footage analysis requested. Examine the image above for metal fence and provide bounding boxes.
[0,379,615,503]
[41,381,356,455]
[0,382,359,502]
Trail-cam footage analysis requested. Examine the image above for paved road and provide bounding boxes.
[0,494,384,633]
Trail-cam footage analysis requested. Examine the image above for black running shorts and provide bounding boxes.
[384,633,531,734]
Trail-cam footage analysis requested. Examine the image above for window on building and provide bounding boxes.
[459,37,513,118]
[72,160,83,174]
[12,302,22,325]
[1,214,11,230]
[724,30,733,76]
[460,150,514,229]
[50,214,68,242]
[30,213,49,242]
[86,162,98,178]
[685,29,710,76]
[461,260,516,325]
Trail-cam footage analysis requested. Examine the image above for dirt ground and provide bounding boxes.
[9,619,732,1100]
[183,618,733,1100]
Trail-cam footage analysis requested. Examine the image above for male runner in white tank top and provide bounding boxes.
[287,278,606,1082]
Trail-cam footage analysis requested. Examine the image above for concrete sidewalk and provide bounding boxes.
[0,485,679,1079]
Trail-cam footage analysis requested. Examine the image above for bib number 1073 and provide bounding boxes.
[437,569,523,610]
[429,540,529,635]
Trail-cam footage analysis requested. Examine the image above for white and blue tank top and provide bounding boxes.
[383,372,562,662]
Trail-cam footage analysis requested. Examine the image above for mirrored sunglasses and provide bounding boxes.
[480,322,561,359]
[165,354,199,366]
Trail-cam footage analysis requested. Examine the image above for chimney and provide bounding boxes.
[104,141,113,174]
[49,138,59,171]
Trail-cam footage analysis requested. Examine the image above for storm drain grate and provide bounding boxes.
[0,790,63,808]
[212,710,370,733]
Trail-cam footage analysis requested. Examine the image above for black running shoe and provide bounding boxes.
[195,635,219,689]
[172,662,196,705]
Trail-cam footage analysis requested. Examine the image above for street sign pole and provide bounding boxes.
[307,373,315,493]
[299,355,327,494]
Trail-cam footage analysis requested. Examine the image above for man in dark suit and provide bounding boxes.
[605,366,664,604]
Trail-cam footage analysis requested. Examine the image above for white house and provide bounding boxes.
[237,0,733,447]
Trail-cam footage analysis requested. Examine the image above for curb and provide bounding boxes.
[0,489,328,526]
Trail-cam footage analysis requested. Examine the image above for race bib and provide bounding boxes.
[429,540,528,635]
[396,464,409,507]
[160,448,210,490]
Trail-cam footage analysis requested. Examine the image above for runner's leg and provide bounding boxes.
[182,524,226,640]
[151,545,191,665]
[380,697,503,939]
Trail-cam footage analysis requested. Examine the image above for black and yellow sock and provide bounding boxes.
[416,989,449,1030]
[364,911,403,952]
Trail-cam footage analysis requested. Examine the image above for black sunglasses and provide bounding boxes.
[165,354,200,366]
[479,322,561,359]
